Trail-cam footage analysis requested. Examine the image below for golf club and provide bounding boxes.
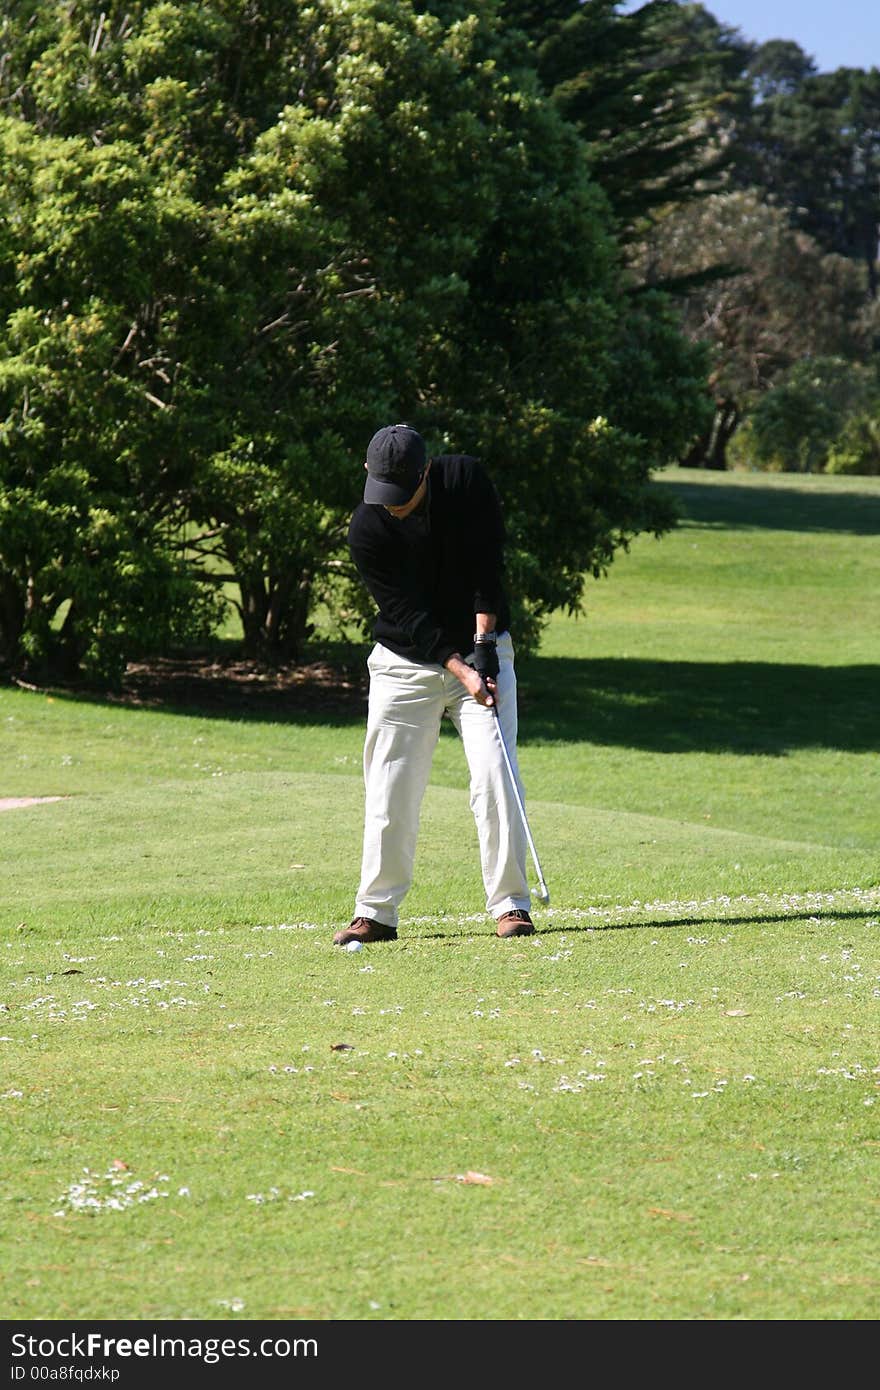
[491,700,550,905]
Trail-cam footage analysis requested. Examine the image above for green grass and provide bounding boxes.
[1,466,879,1321]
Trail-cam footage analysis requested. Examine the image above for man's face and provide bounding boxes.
[369,462,431,520]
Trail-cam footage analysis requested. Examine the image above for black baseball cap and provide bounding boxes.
[363,424,427,505]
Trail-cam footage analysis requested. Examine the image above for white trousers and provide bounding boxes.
[354,633,531,929]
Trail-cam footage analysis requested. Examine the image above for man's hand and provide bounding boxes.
[444,653,496,706]
[472,639,499,683]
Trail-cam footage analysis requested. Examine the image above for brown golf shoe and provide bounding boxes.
[333,916,398,946]
[495,909,535,938]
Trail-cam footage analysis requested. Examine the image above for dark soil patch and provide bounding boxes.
[120,655,369,716]
[9,654,369,720]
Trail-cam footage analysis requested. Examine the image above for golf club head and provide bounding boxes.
[536,883,550,905]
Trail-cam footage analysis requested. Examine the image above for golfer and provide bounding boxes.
[336,422,535,946]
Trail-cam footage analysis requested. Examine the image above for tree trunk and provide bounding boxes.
[706,400,740,469]
[679,431,710,468]
[679,400,740,469]
[238,577,271,660]
[54,601,87,679]
[237,570,313,665]
[0,577,25,666]
[864,228,877,299]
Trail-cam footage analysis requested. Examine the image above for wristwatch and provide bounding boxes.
[473,632,497,644]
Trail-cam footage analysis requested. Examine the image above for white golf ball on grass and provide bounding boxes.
[343,939,364,953]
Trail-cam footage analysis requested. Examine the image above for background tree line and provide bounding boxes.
[0,1,876,686]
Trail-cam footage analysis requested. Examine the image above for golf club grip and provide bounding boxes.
[491,705,549,900]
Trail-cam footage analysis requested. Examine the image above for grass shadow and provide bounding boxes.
[654,474,880,535]
[412,906,878,941]
[587,907,879,933]
[518,656,879,755]
[15,647,878,756]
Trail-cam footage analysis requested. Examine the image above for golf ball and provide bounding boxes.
[344,939,364,953]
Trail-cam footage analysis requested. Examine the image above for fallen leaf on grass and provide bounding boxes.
[330,1042,355,1052]
[111,1159,128,1171]
[725,1009,750,1017]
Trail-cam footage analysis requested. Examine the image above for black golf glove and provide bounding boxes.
[472,638,499,682]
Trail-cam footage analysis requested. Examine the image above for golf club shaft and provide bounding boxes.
[491,702,550,904]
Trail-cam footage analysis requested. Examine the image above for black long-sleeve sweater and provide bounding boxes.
[347,454,511,667]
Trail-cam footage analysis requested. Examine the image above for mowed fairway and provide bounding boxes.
[1,468,878,1321]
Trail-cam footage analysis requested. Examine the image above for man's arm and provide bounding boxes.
[443,609,498,707]
[443,462,505,707]
[349,514,459,666]
[352,520,491,696]
[471,468,506,622]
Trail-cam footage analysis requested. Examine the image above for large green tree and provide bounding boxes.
[0,0,711,677]
[497,1,753,245]
[633,190,875,467]
[0,109,221,680]
[734,54,880,296]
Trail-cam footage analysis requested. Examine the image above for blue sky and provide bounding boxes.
[618,1,880,73]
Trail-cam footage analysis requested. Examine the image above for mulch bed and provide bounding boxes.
[9,654,370,719]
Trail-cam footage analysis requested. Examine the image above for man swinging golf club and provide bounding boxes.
[335,423,536,946]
